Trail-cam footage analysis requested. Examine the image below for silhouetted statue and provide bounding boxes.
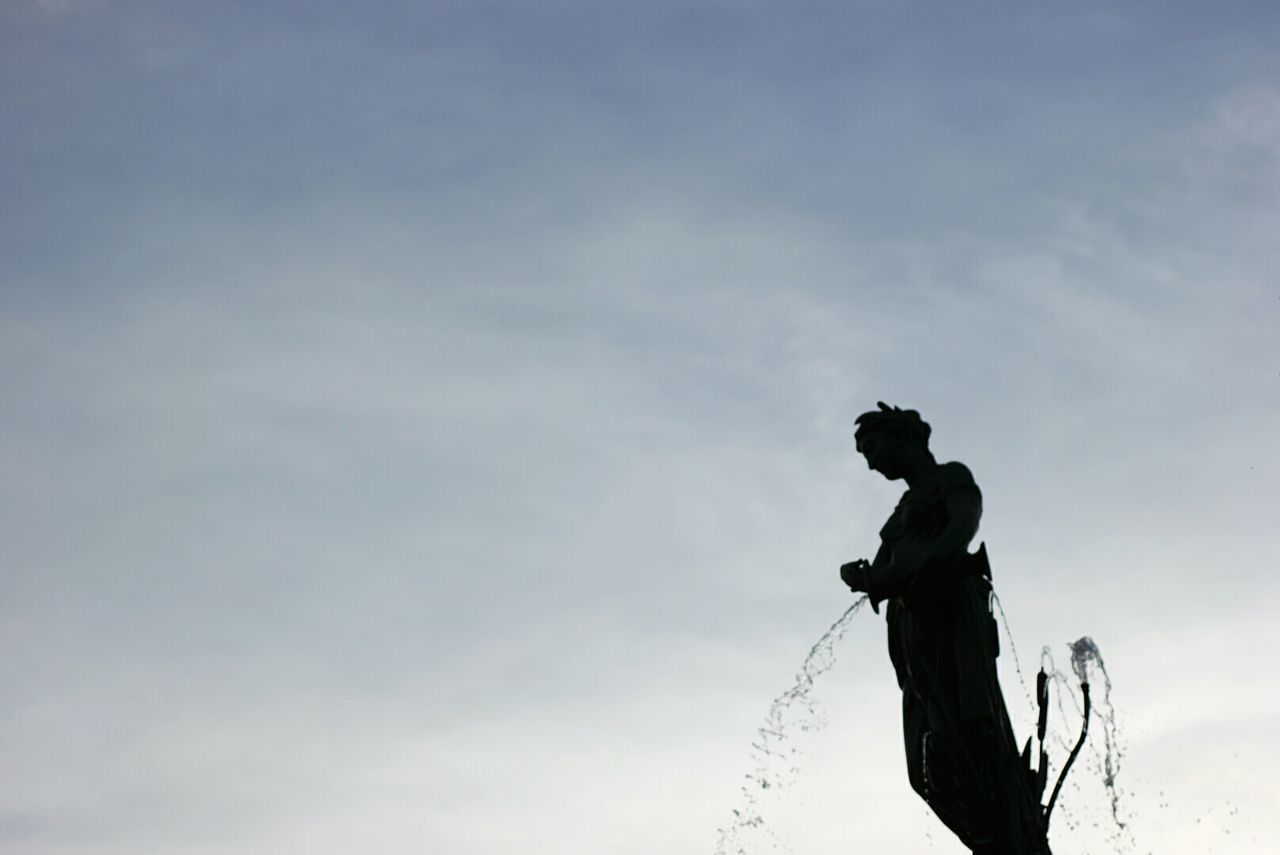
[840,403,1051,854]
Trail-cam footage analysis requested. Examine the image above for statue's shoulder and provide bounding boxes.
[905,462,980,507]
[935,461,981,496]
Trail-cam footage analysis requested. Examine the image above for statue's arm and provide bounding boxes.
[930,487,982,561]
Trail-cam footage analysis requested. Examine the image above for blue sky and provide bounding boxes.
[3,2,1279,853]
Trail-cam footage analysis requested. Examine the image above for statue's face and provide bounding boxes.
[857,431,909,480]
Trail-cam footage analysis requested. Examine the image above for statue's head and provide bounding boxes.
[854,402,932,479]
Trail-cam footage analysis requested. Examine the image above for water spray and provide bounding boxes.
[713,596,868,855]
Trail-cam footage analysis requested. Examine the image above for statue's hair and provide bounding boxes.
[854,402,932,446]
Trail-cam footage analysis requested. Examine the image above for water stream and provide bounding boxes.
[713,596,868,855]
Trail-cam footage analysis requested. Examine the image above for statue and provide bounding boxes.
[840,403,1053,854]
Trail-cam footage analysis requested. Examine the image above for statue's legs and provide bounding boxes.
[902,692,976,844]
[902,688,1050,852]
[892,594,1050,854]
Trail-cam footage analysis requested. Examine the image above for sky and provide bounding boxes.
[2,1,1278,853]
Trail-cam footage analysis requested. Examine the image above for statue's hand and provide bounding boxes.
[840,559,870,592]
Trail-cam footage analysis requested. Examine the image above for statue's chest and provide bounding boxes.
[880,483,948,543]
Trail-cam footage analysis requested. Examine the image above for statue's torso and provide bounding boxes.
[877,461,981,569]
